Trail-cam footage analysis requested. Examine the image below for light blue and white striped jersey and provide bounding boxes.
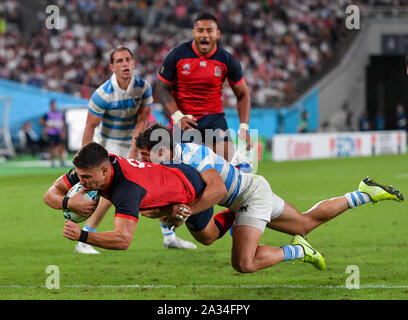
[88,71,153,144]
[173,143,249,207]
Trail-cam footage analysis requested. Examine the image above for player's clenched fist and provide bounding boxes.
[63,220,81,241]
[172,204,191,219]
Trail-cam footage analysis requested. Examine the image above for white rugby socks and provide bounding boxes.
[160,222,175,239]
[345,191,371,209]
[281,244,305,261]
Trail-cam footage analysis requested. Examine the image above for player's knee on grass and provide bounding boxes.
[231,257,258,274]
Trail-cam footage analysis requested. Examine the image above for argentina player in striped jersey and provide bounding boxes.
[75,46,197,254]
[136,124,404,273]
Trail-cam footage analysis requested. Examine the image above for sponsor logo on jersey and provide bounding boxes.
[214,65,222,77]
[181,63,191,75]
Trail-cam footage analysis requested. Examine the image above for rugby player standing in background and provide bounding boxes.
[156,12,251,161]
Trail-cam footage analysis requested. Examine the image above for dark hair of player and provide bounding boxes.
[135,123,174,152]
[73,142,109,169]
[194,12,218,26]
[109,46,133,64]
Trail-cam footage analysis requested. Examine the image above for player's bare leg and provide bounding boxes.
[188,210,235,246]
[231,223,325,273]
[189,220,220,246]
[267,197,349,236]
[48,143,56,167]
[267,177,404,236]
[231,225,284,273]
[56,143,65,166]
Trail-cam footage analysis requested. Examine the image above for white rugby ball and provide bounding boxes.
[62,183,100,223]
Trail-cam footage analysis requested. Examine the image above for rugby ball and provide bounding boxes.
[62,183,100,223]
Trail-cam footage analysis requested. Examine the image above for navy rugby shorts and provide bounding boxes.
[179,112,230,144]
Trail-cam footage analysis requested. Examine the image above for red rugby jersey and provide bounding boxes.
[158,40,244,119]
[63,154,197,222]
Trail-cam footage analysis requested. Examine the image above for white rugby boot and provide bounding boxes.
[164,235,197,249]
[74,242,100,254]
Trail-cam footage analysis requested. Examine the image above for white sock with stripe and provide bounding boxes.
[160,222,175,239]
[345,191,371,209]
[281,244,305,261]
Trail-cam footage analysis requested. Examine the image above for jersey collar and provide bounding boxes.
[191,40,218,59]
[111,70,135,94]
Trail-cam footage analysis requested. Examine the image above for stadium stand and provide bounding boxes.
[1,0,357,108]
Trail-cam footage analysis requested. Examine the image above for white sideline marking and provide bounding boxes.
[7,160,52,167]
[2,284,408,289]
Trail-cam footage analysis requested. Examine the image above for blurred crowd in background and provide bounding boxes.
[0,0,361,108]
[0,0,406,108]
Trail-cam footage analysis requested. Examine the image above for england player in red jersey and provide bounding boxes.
[156,12,251,161]
[43,142,227,250]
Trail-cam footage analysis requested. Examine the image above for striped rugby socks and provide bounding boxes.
[281,244,305,261]
[345,191,371,209]
[160,222,175,238]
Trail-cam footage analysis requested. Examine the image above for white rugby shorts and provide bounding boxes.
[230,174,285,232]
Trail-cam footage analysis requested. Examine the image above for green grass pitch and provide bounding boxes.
[0,153,407,300]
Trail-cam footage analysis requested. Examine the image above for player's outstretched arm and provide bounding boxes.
[82,111,102,147]
[63,216,137,250]
[232,80,251,149]
[156,79,178,115]
[43,175,71,210]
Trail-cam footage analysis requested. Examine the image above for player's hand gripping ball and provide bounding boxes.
[62,183,100,223]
